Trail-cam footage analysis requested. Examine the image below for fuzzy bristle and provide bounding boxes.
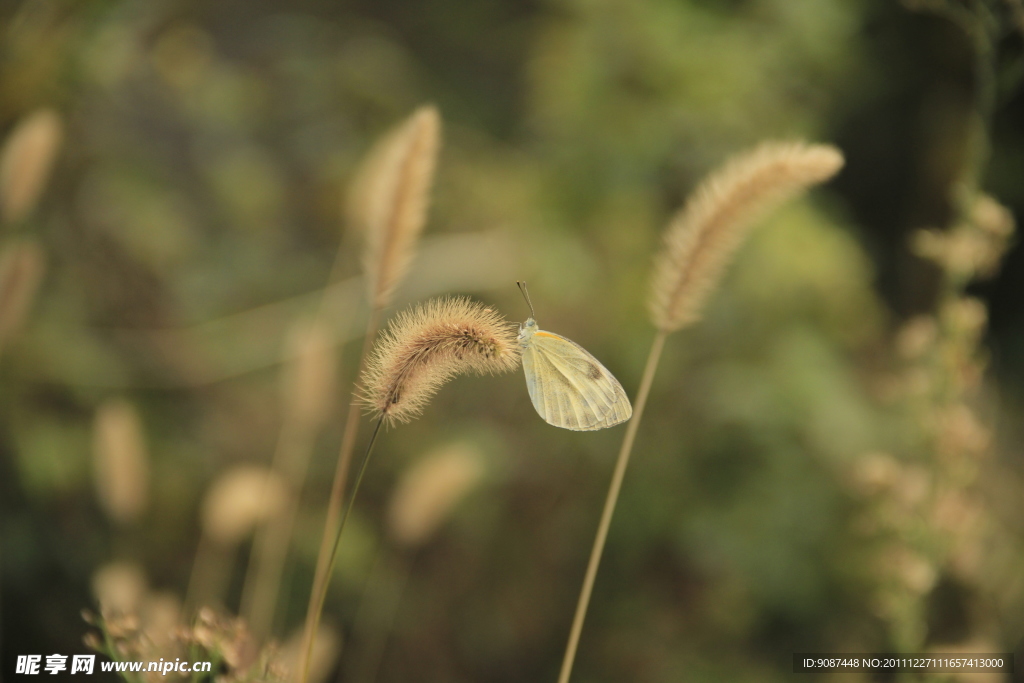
[649,141,844,332]
[361,297,519,424]
[354,105,442,309]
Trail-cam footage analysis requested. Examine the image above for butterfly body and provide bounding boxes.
[518,317,632,431]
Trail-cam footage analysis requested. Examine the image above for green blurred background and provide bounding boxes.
[3,0,1024,681]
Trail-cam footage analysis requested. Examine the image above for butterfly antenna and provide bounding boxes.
[516,281,536,318]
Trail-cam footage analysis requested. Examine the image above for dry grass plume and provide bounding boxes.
[93,399,150,526]
[387,441,484,547]
[202,466,290,545]
[361,297,519,424]
[355,105,441,308]
[0,109,63,224]
[649,141,844,332]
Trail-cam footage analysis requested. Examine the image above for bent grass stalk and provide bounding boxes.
[299,297,517,683]
[298,306,381,658]
[556,330,665,683]
[300,416,384,683]
[297,105,440,682]
[296,322,380,683]
[557,141,844,683]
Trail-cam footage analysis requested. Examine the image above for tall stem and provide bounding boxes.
[299,415,385,683]
[297,307,382,680]
[240,227,366,645]
[556,330,668,683]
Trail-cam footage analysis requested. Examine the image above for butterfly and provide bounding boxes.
[516,282,632,431]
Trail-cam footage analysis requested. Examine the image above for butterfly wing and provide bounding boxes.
[522,330,632,431]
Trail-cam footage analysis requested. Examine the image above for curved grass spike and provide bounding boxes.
[298,105,442,683]
[299,297,518,683]
[0,108,63,224]
[557,141,845,683]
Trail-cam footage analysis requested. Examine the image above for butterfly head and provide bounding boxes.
[518,317,538,347]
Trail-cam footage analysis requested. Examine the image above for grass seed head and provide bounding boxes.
[201,466,290,545]
[649,141,844,332]
[92,561,148,617]
[355,105,442,309]
[93,399,150,525]
[0,109,63,224]
[388,441,485,547]
[361,296,519,424]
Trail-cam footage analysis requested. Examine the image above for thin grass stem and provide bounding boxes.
[242,217,360,639]
[556,330,668,683]
[300,415,385,683]
[298,307,382,678]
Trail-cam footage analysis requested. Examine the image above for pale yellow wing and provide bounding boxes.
[522,330,632,431]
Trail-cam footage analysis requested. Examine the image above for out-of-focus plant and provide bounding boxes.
[188,466,290,611]
[84,607,286,683]
[0,239,44,358]
[344,441,486,683]
[276,621,341,683]
[300,297,519,683]
[92,399,150,529]
[556,141,845,683]
[299,105,441,683]
[841,0,1024,662]
[0,108,62,225]
[849,194,1017,653]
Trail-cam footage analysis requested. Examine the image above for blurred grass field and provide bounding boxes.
[3,0,1024,681]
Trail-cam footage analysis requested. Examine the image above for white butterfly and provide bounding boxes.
[516,283,632,431]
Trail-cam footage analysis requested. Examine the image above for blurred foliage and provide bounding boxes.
[3,0,1024,682]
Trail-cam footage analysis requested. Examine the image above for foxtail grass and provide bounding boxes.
[358,105,441,310]
[649,141,844,332]
[557,141,844,683]
[299,296,517,683]
[92,399,150,527]
[298,105,441,683]
[386,441,484,546]
[0,108,63,224]
[361,297,520,424]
